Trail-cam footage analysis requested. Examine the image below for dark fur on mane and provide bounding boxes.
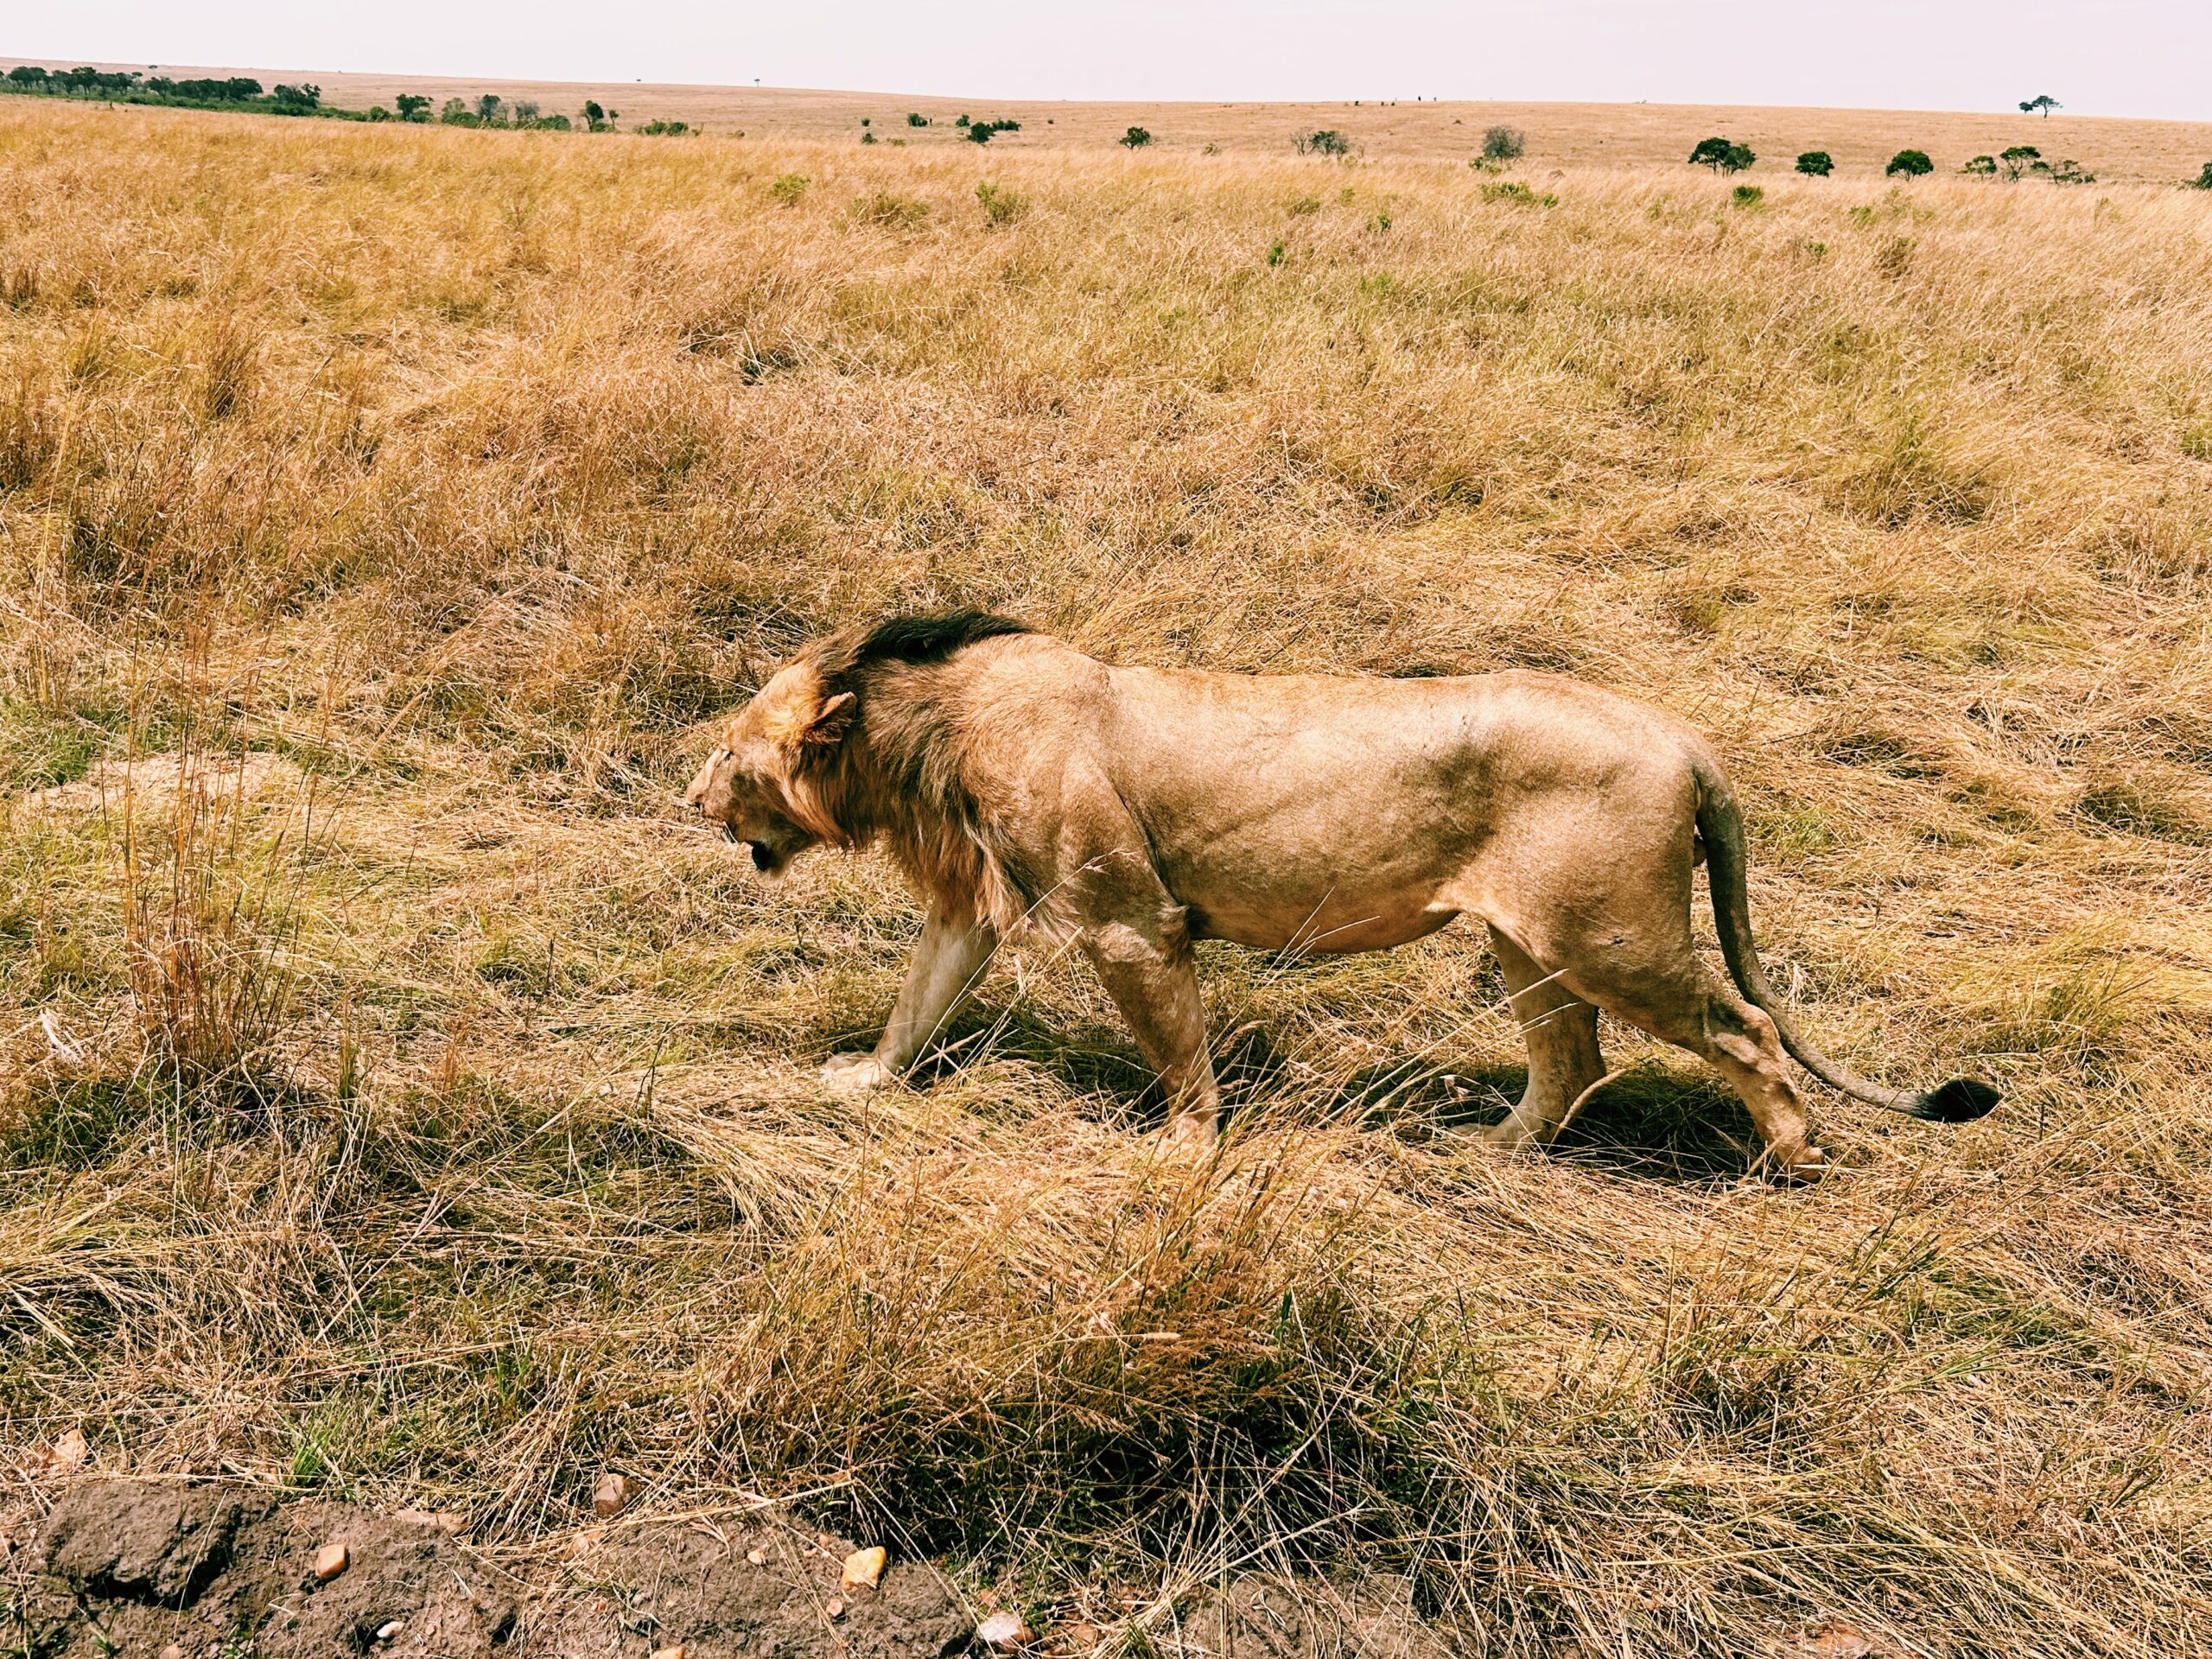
[793,611,1043,931]
[813,611,1032,696]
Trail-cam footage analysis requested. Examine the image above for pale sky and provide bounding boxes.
[14,1,2209,120]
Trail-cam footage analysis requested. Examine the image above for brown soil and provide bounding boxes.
[6,1481,1457,1657]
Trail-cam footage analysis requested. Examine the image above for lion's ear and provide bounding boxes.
[758,679,855,750]
[798,690,855,746]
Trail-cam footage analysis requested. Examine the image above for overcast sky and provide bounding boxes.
[16,1,2209,120]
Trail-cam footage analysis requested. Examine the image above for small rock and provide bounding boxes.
[977,1609,1034,1649]
[375,1620,404,1643]
[592,1473,632,1518]
[841,1545,887,1589]
[746,1548,767,1566]
[159,1646,184,1659]
[824,1596,846,1620]
[394,1508,463,1535]
[312,1541,349,1582]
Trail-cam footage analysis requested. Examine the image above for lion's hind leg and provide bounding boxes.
[1569,958,1827,1178]
[1483,926,1605,1149]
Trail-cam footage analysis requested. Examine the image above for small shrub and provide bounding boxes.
[769,173,810,206]
[2048,157,2094,185]
[1366,212,1390,233]
[396,93,430,122]
[906,111,928,127]
[2001,144,2041,180]
[1732,183,1764,208]
[1961,155,1997,175]
[852,191,930,230]
[1481,124,1524,162]
[976,181,1027,226]
[1295,130,1352,157]
[966,123,993,145]
[1480,181,1554,207]
[1121,126,1153,149]
[1796,150,1834,176]
[639,119,689,137]
[1886,149,1934,178]
[1266,240,1286,266]
[2194,160,2212,189]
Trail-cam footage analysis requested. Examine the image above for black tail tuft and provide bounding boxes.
[1907,1077,2002,1123]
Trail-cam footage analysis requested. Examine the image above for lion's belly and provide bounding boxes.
[1157,822,1476,953]
[1185,891,1462,953]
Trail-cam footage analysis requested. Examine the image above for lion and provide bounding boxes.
[681,612,1999,1173]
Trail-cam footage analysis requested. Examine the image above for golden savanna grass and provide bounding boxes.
[4,96,2212,1654]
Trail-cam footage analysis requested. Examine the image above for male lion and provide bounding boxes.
[682,613,1999,1173]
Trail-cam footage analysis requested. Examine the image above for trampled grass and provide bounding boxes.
[3,97,2211,1655]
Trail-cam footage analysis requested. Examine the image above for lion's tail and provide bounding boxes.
[1692,758,2000,1125]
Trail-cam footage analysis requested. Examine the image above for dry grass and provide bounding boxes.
[3,96,2212,1655]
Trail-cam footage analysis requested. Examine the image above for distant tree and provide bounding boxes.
[861,117,870,126]
[476,92,503,124]
[511,99,540,125]
[1689,136,1753,174]
[1961,155,1997,175]
[2019,94,2060,118]
[2048,157,2094,185]
[1481,124,1524,162]
[271,82,320,108]
[967,121,995,143]
[906,111,927,127]
[440,98,473,125]
[1796,149,1834,176]
[1999,144,2041,180]
[396,92,431,122]
[7,65,48,86]
[1121,125,1153,148]
[1886,149,1934,178]
[2196,160,2212,190]
[955,113,970,127]
[1295,129,1352,156]
[582,99,606,130]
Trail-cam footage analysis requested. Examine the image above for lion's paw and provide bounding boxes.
[820,1053,896,1094]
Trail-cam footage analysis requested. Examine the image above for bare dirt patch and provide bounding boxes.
[6,1482,1477,1658]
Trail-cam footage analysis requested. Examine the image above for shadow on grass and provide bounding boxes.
[893,1006,1760,1182]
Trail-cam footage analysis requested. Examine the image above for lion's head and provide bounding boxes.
[680,661,854,876]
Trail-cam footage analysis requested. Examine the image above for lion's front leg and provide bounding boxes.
[821,899,997,1092]
[1071,849,1221,1155]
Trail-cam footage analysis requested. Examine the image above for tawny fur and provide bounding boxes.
[683,613,1999,1171]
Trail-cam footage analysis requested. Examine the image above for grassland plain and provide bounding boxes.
[11,58,2212,180]
[1,94,2210,1656]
